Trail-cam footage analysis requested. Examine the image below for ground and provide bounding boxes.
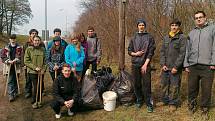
[0,59,215,121]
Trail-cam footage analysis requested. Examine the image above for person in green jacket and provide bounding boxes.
[24,35,47,109]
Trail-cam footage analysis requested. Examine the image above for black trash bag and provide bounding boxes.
[95,66,115,97]
[81,75,103,109]
[109,70,135,105]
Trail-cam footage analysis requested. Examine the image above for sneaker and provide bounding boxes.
[201,107,209,115]
[37,102,42,108]
[68,109,74,116]
[188,104,197,114]
[32,102,38,109]
[135,103,142,108]
[147,106,153,113]
[55,113,61,119]
[25,93,31,98]
[9,96,15,102]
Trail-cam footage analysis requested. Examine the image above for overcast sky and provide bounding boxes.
[17,0,83,36]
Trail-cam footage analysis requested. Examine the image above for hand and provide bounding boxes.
[8,60,14,64]
[35,67,41,71]
[162,66,168,71]
[96,61,100,65]
[171,68,178,74]
[73,62,76,67]
[71,67,76,72]
[53,65,59,71]
[135,50,144,57]
[185,68,190,72]
[210,66,215,70]
[141,64,147,74]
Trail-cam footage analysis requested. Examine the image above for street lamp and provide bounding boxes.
[59,9,68,38]
[44,0,48,49]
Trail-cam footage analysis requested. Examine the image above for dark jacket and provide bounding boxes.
[128,32,156,66]
[46,46,65,72]
[160,31,186,70]
[53,73,79,104]
[184,23,215,67]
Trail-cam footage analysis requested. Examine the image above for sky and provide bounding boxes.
[17,0,83,36]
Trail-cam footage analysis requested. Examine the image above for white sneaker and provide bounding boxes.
[55,113,61,119]
[68,109,74,116]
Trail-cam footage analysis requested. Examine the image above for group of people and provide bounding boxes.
[1,10,215,118]
[1,26,101,118]
[128,10,215,116]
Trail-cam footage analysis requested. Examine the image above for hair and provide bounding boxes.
[87,26,94,31]
[62,63,71,69]
[50,40,65,55]
[53,28,61,34]
[29,29,39,35]
[77,33,86,42]
[10,34,16,39]
[170,18,181,26]
[33,35,41,40]
[194,11,206,17]
[71,34,81,53]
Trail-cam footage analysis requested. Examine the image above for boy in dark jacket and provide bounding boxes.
[128,19,156,113]
[50,64,79,119]
[159,19,186,111]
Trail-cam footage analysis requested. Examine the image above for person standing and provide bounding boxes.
[24,35,47,109]
[23,29,38,98]
[84,26,101,74]
[50,64,79,119]
[184,11,215,115]
[47,28,68,51]
[46,36,65,81]
[128,19,156,113]
[159,19,186,111]
[64,35,85,81]
[1,34,22,102]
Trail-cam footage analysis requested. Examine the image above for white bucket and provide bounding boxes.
[102,91,117,111]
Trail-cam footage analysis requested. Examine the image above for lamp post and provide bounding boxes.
[44,0,48,49]
[59,9,68,38]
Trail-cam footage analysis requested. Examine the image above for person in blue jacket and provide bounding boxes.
[47,28,68,51]
[64,35,85,81]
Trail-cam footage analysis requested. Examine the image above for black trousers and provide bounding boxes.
[49,71,61,82]
[84,60,97,75]
[132,65,152,107]
[28,73,44,102]
[50,99,77,114]
[188,64,214,108]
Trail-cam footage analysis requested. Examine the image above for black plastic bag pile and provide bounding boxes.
[81,66,115,109]
[110,70,135,105]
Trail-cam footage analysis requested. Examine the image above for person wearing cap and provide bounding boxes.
[184,11,215,115]
[47,28,68,52]
[50,63,79,119]
[159,18,186,111]
[1,34,23,102]
[83,26,102,75]
[128,19,156,113]
[46,36,66,81]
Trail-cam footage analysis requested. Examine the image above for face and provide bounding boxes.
[30,32,38,39]
[194,13,206,27]
[9,38,16,44]
[170,24,180,33]
[138,23,145,32]
[80,36,85,42]
[33,37,41,47]
[62,66,71,78]
[87,30,94,37]
[54,32,61,37]
[72,39,78,45]
[54,41,60,46]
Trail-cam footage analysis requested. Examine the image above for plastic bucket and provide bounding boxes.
[102,91,117,111]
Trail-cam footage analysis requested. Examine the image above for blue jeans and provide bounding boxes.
[7,65,18,97]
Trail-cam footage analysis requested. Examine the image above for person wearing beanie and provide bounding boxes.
[1,34,23,102]
[46,36,66,81]
[128,19,156,113]
[159,18,186,112]
[184,11,215,115]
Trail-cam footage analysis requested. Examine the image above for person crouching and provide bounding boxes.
[50,63,79,119]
